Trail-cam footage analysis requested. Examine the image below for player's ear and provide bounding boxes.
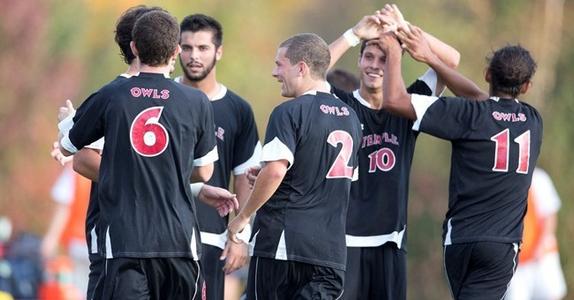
[130,41,139,58]
[484,68,492,83]
[299,61,311,77]
[216,45,223,61]
[519,81,532,95]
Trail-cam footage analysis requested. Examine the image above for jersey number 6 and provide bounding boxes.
[130,106,169,157]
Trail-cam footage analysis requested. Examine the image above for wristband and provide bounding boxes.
[343,28,361,47]
[235,223,252,244]
[190,183,205,197]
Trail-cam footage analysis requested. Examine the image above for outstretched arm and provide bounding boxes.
[380,33,416,120]
[397,26,488,100]
[227,160,288,243]
[328,13,385,69]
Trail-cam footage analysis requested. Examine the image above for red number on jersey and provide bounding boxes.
[130,106,169,157]
[326,130,354,179]
[367,148,396,173]
[491,129,530,173]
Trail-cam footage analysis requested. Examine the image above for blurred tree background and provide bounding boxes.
[0,0,571,299]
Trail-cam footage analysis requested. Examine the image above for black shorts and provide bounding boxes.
[95,257,205,300]
[343,244,406,300]
[87,253,104,300]
[200,244,225,300]
[444,242,518,300]
[246,256,344,300]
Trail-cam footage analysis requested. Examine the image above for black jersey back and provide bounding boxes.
[412,95,543,244]
[85,74,130,256]
[64,72,217,259]
[332,75,434,249]
[195,86,260,237]
[251,91,362,270]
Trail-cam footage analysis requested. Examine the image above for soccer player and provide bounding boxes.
[55,6,161,298]
[381,26,542,299]
[326,6,461,299]
[228,33,362,299]
[506,167,567,300]
[175,14,261,300]
[59,10,233,298]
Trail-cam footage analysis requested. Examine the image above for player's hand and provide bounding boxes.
[396,25,435,63]
[246,166,261,189]
[58,99,76,122]
[377,32,402,56]
[198,185,239,217]
[51,141,73,165]
[377,4,410,34]
[227,213,250,244]
[221,239,248,274]
[351,13,384,40]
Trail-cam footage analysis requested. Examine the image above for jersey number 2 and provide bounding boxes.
[491,129,530,174]
[130,106,169,157]
[326,130,354,179]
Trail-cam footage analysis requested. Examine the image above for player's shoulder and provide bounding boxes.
[221,87,254,110]
[170,80,209,104]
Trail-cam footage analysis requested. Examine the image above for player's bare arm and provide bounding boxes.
[380,33,416,120]
[227,160,288,243]
[219,173,251,273]
[73,148,101,182]
[328,12,384,69]
[190,163,214,182]
[397,26,488,100]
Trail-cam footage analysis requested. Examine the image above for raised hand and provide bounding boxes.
[351,13,385,40]
[58,99,76,122]
[396,25,435,64]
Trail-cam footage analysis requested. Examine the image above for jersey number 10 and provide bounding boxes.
[491,129,530,174]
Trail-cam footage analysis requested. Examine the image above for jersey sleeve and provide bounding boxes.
[61,91,107,154]
[407,69,436,96]
[261,105,297,168]
[193,95,218,166]
[411,95,478,140]
[232,103,261,175]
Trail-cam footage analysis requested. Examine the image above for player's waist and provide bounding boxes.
[346,226,406,248]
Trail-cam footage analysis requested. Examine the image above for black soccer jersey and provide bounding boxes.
[333,70,436,249]
[61,72,218,259]
[193,85,260,247]
[250,91,362,271]
[84,74,130,256]
[411,95,543,245]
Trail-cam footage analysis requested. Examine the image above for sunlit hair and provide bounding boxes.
[279,33,331,79]
[487,45,537,98]
[114,5,163,64]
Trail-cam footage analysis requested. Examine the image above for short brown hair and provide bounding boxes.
[279,33,330,79]
[132,10,179,67]
[115,5,164,65]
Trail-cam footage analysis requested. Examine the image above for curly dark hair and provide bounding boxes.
[114,5,163,65]
[487,45,537,98]
[132,10,180,67]
[180,14,223,48]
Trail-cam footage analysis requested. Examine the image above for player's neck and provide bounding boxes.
[181,71,220,100]
[138,64,171,78]
[125,63,139,76]
[295,78,330,97]
[359,85,384,110]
